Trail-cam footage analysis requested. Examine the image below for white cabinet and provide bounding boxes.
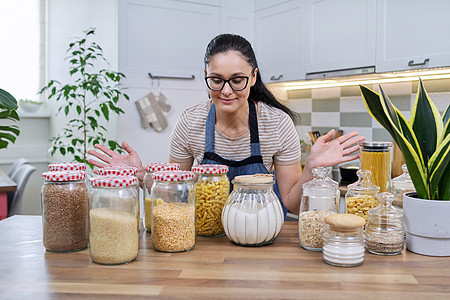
[220,7,254,44]
[305,0,376,74]
[255,0,306,83]
[376,0,450,73]
[118,0,220,82]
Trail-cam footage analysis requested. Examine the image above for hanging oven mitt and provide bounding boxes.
[156,92,171,116]
[135,93,168,132]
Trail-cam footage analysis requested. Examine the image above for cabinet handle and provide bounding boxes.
[270,75,283,81]
[408,58,430,67]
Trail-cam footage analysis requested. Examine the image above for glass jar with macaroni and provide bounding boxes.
[359,141,392,192]
[345,169,380,222]
[192,164,230,237]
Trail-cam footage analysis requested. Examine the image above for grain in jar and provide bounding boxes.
[192,164,229,237]
[41,170,89,252]
[151,171,196,252]
[345,169,380,222]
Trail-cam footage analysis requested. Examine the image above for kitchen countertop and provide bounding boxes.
[1,215,449,299]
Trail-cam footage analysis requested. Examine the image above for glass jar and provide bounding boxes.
[365,192,404,255]
[323,214,366,267]
[391,164,415,208]
[192,164,230,237]
[222,174,284,246]
[299,167,338,251]
[359,141,392,192]
[143,163,180,232]
[89,176,139,265]
[41,170,89,252]
[151,170,196,252]
[48,162,86,171]
[345,169,380,222]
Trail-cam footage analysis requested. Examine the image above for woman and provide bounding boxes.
[88,33,364,215]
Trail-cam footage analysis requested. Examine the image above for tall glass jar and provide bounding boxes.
[41,170,89,252]
[359,141,392,192]
[151,170,196,252]
[323,214,366,267]
[391,164,415,208]
[143,163,180,232]
[365,192,404,255]
[299,167,338,251]
[345,169,380,222]
[89,176,139,265]
[222,174,284,246]
[48,162,86,172]
[192,164,230,237]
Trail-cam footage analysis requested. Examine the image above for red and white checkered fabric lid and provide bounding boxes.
[97,166,138,176]
[152,170,194,182]
[191,164,229,174]
[42,171,86,181]
[48,162,86,171]
[89,176,138,188]
[145,163,180,172]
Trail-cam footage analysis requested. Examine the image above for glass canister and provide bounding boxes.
[151,170,196,252]
[391,164,415,208]
[41,170,89,252]
[222,174,284,246]
[89,176,139,265]
[299,167,338,251]
[359,141,392,192]
[192,164,230,237]
[143,163,180,232]
[48,162,86,171]
[323,214,366,267]
[365,192,405,255]
[345,169,380,222]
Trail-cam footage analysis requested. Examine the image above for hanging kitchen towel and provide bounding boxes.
[135,93,168,132]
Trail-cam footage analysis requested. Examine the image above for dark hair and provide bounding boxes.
[204,33,299,122]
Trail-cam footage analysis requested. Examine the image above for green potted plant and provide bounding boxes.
[360,79,450,256]
[40,28,129,165]
[0,88,20,149]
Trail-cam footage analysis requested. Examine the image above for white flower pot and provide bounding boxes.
[403,192,450,256]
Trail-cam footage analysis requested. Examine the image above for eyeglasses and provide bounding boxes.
[204,76,250,91]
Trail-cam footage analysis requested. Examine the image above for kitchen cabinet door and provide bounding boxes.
[118,0,220,83]
[220,7,254,44]
[376,0,450,73]
[255,0,306,83]
[305,0,376,75]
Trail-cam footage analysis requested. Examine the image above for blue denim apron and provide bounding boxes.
[200,100,288,219]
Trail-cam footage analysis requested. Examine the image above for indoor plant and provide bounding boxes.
[360,79,450,256]
[40,28,129,165]
[0,88,20,149]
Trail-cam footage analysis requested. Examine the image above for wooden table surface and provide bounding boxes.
[1,216,449,299]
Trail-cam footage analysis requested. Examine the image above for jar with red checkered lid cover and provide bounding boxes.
[48,162,86,171]
[97,165,138,177]
[191,164,229,237]
[150,170,195,253]
[143,163,180,232]
[88,176,139,265]
[41,170,89,253]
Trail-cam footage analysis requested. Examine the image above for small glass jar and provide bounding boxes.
[299,167,338,251]
[323,214,366,267]
[192,164,230,237]
[48,162,86,172]
[365,192,404,255]
[345,169,380,222]
[89,176,139,265]
[151,170,196,252]
[41,170,89,252]
[391,164,415,208]
[222,174,284,246]
[359,141,392,192]
[143,163,180,232]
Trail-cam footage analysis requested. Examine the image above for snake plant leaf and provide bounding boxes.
[438,157,450,200]
[443,105,450,126]
[429,134,450,199]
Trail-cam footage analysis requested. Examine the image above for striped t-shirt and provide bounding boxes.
[169,100,301,172]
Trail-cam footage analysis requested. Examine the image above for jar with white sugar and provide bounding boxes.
[323,214,366,267]
[221,174,284,246]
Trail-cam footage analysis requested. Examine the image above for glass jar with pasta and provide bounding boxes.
[345,169,380,222]
[192,164,230,237]
[359,141,392,192]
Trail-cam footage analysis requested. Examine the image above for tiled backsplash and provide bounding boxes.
[284,78,450,144]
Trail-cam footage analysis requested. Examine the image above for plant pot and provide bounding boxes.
[403,192,450,256]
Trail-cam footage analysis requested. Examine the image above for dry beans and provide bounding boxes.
[346,195,379,221]
[195,176,229,236]
[298,210,334,249]
[152,202,195,252]
[42,182,89,252]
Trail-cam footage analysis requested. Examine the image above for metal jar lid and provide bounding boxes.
[359,141,392,152]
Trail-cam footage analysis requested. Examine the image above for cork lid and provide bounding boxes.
[233,174,273,184]
[325,214,366,232]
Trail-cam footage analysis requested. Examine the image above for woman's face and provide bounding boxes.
[205,51,257,115]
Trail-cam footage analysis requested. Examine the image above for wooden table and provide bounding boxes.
[0,168,17,220]
[1,216,449,299]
